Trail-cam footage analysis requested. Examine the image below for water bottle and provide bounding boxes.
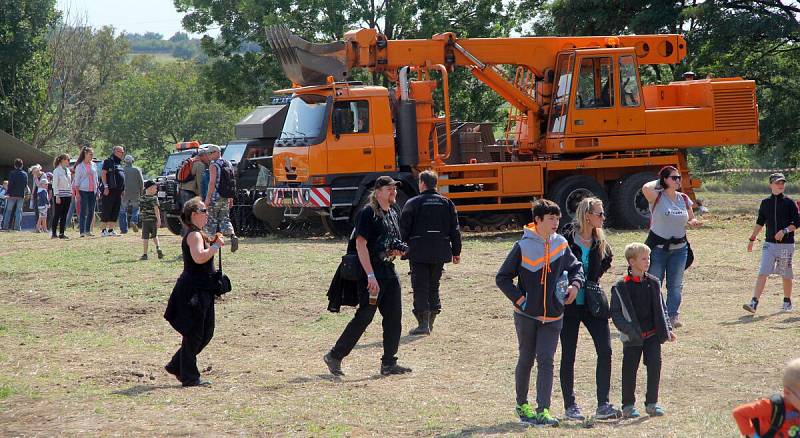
[556,271,569,304]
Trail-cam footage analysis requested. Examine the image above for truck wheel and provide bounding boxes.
[166,215,183,235]
[609,172,655,229]
[547,175,608,229]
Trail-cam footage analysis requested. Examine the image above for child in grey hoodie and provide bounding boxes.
[496,199,584,427]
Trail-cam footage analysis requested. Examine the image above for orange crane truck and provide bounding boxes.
[260,26,758,235]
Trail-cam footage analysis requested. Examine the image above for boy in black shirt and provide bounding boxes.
[324,176,413,377]
[611,243,676,419]
[745,173,799,313]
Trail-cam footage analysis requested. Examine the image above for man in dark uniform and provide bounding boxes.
[400,170,462,335]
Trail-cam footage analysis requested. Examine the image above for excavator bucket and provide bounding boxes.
[265,26,349,86]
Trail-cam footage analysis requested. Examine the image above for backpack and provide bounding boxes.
[215,159,237,198]
[751,394,785,438]
[176,157,197,183]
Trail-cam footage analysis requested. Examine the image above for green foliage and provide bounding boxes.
[97,60,244,175]
[0,0,59,139]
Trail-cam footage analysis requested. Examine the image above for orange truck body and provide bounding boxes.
[264,29,758,232]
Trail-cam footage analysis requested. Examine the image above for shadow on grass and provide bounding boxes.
[436,421,522,436]
[352,334,423,350]
[719,311,784,326]
[287,374,383,385]
[111,384,176,396]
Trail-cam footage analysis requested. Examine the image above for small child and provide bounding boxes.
[733,357,800,438]
[139,180,163,260]
[36,175,50,233]
[610,243,676,419]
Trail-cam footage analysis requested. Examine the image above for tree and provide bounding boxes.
[97,59,244,174]
[0,0,59,139]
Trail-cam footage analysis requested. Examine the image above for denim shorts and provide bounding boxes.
[758,242,794,279]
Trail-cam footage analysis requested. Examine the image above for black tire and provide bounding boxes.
[609,172,656,229]
[547,175,608,229]
[166,215,183,235]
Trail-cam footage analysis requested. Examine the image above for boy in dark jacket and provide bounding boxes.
[496,199,584,427]
[611,243,676,419]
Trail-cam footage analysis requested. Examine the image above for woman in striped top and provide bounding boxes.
[51,154,72,239]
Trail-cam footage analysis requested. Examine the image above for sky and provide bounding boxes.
[55,0,219,38]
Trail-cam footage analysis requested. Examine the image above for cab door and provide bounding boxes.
[616,53,645,133]
[570,52,618,134]
[327,100,376,174]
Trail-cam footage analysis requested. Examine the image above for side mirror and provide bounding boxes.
[332,108,345,139]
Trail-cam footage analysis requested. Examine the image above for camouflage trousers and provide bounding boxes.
[204,197,235,237]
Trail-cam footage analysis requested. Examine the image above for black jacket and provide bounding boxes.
[756,193,800,244]
[562,224,612,283]
[399,189,461,263]
[326,263,360,312]
[610,273,672,347]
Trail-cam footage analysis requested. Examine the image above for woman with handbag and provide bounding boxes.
[163,197,224,387]
[559,197,620,421]
[642,166,703,329]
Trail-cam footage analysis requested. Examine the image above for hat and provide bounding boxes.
[197,148,208,156]
[374,175,401,189]
[124,155,134,163]
[144,180,156,190]
[770,173,787,184]
[683,71,695,78]
[206,144,221,154]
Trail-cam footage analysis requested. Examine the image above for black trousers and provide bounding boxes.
[51,197,72,237]
[621,335,662,407]
[167,301,215,383]
[100,190,122,222]
[330,277,402,366]
[559,303,613,409]
[410,261,444,314]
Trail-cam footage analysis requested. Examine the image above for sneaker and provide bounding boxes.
[230,235,239,253]
[564,404,585,421]
[80,233,86,238]
[108,230,118,236]
[157,249,164,259]
[535,408,560,427]
[743,298,758,314]
[622,405,641,419]
[595,403,622,420]
[645,403,665,417]
[51,235,58,239]
[323,353,344,376]
[516,403,537,425]
[380,363,412,376]
[140,254,148,261]
[670,315,683,329]
[58,235,68,240]
[100,229,109,237]
[181,378,211,387]
[782,301,793,312]
[131,223,139,233]
[87,232,95,237]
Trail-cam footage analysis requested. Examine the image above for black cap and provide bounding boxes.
[144,180,156,189]
[770,173,787,184]
[374,175,401,189]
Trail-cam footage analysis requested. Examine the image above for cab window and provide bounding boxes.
[576,57,614,109]
[619,55,641,107]
[548,53,575,134]
[332,100,369,133]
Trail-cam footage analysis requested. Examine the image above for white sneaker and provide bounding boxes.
[108,230,118,236]
[782,301,793,312]
[100,229,109,237]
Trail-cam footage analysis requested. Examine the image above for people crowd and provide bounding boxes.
[2,156,797,433]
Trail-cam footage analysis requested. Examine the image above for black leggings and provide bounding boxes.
[559,303,613,408]
[330,277,402,366]
[167,300,215,384]
[621,336,662,406]
[51,197,72,237]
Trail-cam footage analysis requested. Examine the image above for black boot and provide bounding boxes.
[429,311,438,333]
[409,311,431,336]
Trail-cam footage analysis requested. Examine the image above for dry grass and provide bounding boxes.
[1,192,798,437]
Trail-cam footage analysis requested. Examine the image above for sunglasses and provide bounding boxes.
[590,211,606,218]
[195,208,208,214]
[668,175,682,181]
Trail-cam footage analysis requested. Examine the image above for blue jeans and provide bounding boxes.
[2,197,23,230]
[648,244,688,317]
[79,191,96,234]
[118,199,140,233]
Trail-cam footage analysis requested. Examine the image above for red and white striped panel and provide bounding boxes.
[267,187,331,208]
[307,187,331,207]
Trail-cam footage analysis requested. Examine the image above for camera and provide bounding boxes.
[379,238,408,261]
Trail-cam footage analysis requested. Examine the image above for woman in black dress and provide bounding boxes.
[164,197,224,387]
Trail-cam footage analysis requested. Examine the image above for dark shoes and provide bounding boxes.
[380,363,412,376]
[140,254,148,261]
[408,311,431,336]
[164,365,181,382]
[157,249,164,259]
[181,378,211,387]
[324,353,344,376]
[230,235,239,253]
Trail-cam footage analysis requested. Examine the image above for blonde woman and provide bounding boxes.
[559,197,620,421]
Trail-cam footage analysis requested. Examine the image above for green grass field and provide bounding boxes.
[0,192,798,436]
